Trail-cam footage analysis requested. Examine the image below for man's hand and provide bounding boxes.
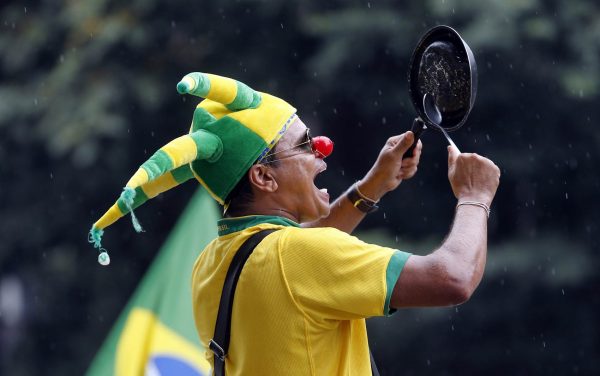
[358,131,423,200]
[391,146,500,309]
[304,131,421,233]
[447,146,500,206]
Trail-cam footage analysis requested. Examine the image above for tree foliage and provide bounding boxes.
[1,0,598,374]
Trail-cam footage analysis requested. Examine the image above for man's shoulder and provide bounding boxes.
[281,226,365,248]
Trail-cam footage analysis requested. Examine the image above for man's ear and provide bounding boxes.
[248,164,278,193]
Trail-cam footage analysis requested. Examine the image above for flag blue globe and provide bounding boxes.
[145,355,208,376]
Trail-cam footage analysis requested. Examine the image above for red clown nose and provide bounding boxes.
[312,136,334,159]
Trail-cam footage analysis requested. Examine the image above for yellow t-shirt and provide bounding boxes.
[191,215,410,375]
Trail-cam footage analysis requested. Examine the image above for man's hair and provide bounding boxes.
[224,152,280,217]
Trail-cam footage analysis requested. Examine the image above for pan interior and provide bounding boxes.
[417,40,470,122]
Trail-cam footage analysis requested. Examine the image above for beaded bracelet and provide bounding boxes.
[456,201,491,218]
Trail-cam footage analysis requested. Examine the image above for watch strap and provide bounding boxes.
[347,184,379,213]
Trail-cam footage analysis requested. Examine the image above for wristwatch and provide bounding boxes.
[347,184,379,214]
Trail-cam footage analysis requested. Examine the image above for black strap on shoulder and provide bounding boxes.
[370,348,380,376]
[209,229,277,376]
[208,228,380,376]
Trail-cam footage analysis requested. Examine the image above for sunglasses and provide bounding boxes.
[260,129,316,164]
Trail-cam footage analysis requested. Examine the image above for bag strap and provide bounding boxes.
[208,228,380,376]
[209,229,278,376]
[370,348,380,376]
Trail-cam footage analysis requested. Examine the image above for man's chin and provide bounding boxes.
[317,203,331,220]
[300,204,330,224]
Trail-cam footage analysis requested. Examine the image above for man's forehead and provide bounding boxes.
[278,117,308,147]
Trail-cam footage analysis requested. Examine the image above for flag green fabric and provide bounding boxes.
[87,189,218,376]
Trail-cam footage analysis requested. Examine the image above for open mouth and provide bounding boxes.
[313,164,328,195]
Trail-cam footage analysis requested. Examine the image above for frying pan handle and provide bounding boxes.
[403,117,426,159]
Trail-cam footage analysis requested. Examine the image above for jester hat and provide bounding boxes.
[89,72,296,265]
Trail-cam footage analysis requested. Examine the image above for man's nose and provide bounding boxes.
[312,136,334,159]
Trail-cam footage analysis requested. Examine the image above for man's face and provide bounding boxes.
[267,117,330,223]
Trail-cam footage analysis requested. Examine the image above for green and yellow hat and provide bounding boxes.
[89,72,296,265]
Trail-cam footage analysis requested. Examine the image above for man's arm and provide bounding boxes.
[304,131,422,233]
[391,147,500,308]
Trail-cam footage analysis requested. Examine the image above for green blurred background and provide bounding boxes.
[1,0,598,374]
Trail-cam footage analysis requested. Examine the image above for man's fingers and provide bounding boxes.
[448,145,459,166]
[392,131,415,153]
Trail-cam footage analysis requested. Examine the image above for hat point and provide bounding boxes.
[177,81,190,94]
[177,75,198,94]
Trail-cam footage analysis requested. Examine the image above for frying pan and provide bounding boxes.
[404,25,478,157]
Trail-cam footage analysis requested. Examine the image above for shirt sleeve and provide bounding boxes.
[278,227,411,321]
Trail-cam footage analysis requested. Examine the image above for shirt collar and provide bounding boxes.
[217,215,300,236]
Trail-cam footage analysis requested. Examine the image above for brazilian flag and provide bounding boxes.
[87,190,218,376]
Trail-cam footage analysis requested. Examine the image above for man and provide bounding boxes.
[90,72,499,375]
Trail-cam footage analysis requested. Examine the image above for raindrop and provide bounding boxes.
[395,236,398,243]
[333,108,338,115]
[451,325,455,331]
[59,54,64,63]
[381,117,387,125]
[33,98,38,106]
[427,359,431,366]
[486,134,491,141]
[367,2,371,8]
[383,212,387,219]
[171,21,176,28]
[49,173,53,179]
[341,169,345,176]
[565,192,568,199]
[24,7,27,13]
[561,289,565,295]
